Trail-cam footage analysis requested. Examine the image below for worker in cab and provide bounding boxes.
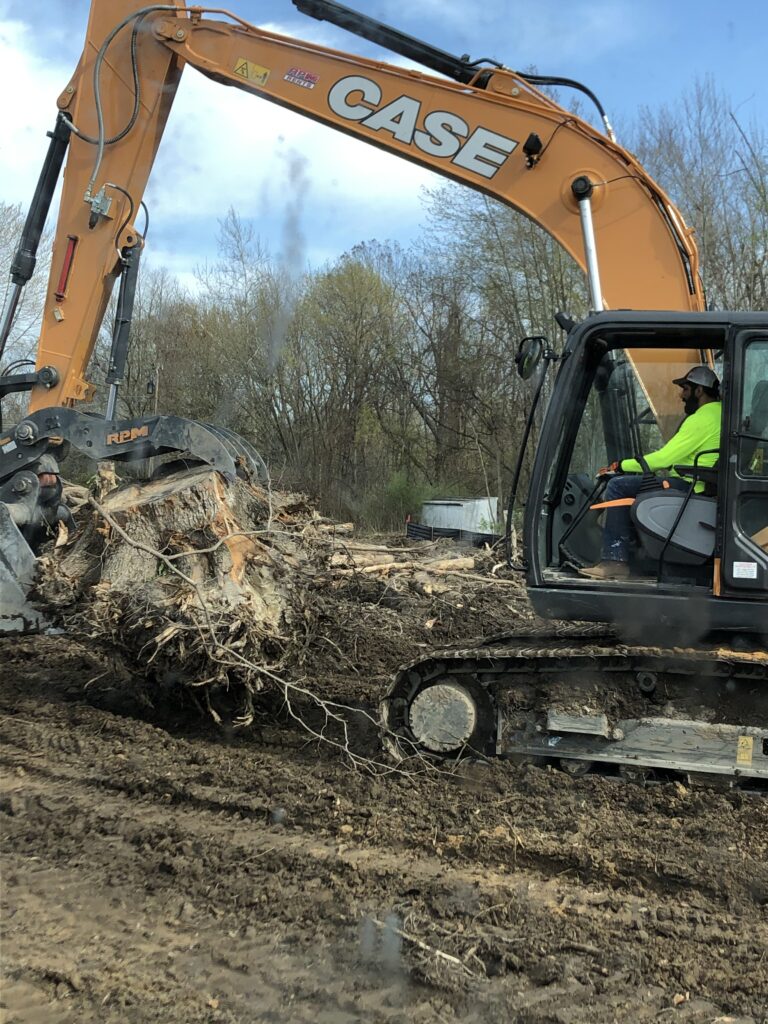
[580,365,722,580]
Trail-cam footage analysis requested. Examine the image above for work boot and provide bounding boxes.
[578,561,630,581]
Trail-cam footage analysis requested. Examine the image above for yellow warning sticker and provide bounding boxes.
[233,58,270,86]
[736,735,753,766]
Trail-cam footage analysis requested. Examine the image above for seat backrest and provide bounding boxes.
[742,380,768,473]
[632,490,716,564]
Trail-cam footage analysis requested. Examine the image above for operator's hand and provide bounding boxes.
[596,461,621,478]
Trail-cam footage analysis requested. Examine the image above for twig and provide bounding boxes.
[371,918,476,977]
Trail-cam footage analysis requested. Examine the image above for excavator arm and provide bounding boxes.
[29,0,704,419]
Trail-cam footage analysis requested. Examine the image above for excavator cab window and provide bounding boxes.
[719,328,768,592]
[536,322,729,582]
[548,346,666,571]
[740,338,768,479]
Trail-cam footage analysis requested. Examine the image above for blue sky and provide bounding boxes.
[2,0,767,288]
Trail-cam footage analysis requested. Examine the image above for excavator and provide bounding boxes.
[1,0,766,784]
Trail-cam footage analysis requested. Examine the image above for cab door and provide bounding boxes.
[721,330,768,596]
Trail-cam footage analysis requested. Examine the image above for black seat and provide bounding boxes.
[631,489,716,565]
[631,455,719,567]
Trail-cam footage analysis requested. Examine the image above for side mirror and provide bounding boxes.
[515,336,544,380]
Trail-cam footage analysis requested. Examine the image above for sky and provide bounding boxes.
[1,0,767,291]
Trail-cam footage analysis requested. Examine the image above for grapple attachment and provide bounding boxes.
[0,501,48,634]
[2,408,269,485]
[0,408,269,634]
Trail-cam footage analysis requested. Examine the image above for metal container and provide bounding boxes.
[420,497,499,533]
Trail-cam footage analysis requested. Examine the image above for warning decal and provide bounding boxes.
[733,561,758,580]
[736,735,753,766]
[233,58,270,86]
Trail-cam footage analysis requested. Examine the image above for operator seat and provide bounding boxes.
[633,378,768,565]
[631,466,717,567]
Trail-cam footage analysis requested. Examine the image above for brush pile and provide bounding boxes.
[33,466,531,723]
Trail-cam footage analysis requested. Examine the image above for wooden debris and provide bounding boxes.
[333,556,475,575]
[36,467,528,726]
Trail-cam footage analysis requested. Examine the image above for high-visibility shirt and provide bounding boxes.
[620,401,721,491]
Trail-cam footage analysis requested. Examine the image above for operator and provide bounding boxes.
[580,365,722,580]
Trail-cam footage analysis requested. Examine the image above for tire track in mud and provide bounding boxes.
[0,740,762,913]
[4,752,766,1023]
[2,650,768,1022]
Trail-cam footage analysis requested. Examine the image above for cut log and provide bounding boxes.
[330,549,410,568]
[333,556,475,575]
[313,521,354,534]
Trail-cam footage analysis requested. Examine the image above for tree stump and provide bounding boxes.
[36,465,322,721]
[32,465,526,737]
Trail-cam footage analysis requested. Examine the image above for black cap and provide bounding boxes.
[672,365,720,390]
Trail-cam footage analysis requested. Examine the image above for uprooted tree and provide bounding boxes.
[35,466,530,752]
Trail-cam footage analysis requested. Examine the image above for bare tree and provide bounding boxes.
[632,77,768,310]
[0,201,53,362]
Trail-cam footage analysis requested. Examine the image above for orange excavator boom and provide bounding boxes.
[27,0,703,420]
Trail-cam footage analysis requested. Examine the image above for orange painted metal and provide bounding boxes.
[32,1,186,409]
[590,498,636,510]
[32,3,705,414]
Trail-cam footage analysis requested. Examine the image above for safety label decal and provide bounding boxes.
[284,67,319,89]
[733,561,758,580]
[736,735,754,765]
[233,59,270,86]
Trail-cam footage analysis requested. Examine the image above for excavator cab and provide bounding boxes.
[523,311,768,639]
[384,310,768,778]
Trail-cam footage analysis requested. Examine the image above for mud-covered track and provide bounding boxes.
[383,630,768,781]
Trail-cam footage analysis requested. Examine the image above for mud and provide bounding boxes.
[2,629,768,1023]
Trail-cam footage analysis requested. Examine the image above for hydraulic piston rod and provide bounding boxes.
[0,114,72,362]
[572,176,604,312]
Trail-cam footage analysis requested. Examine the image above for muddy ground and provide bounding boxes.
[2,563,768,1023]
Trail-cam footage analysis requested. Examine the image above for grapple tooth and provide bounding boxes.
[200,423,269,485]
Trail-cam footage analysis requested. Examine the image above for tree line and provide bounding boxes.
[1,79,766,528]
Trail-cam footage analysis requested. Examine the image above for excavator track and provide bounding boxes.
[381,626,768,787]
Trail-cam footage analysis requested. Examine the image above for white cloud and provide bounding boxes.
[149,56,437,225]
[0,18,71,202]
[0,9,442,282]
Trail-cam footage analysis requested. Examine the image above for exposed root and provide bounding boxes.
[35,467,533,770]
